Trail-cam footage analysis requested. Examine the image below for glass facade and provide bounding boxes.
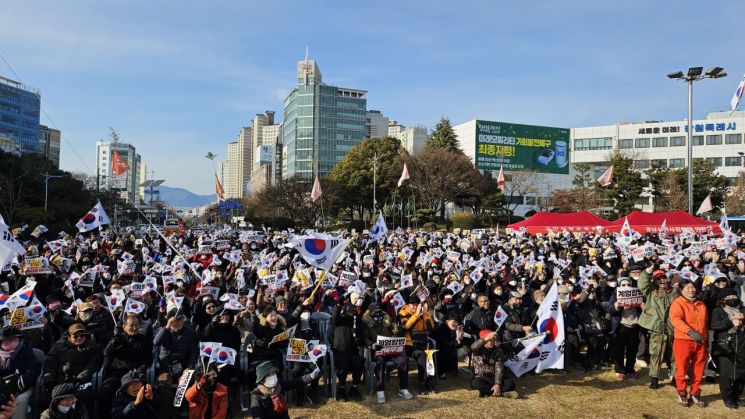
[282,61,367,179]
[0,77,41,155]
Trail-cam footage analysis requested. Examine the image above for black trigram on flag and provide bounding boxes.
[558,341,566,354]
[550,301,558,312]
[540,351,550,361]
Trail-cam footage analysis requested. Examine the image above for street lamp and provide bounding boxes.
[41,172,64,219]
[668,66,727,214]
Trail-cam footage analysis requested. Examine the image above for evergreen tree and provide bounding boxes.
[426,117,462,153]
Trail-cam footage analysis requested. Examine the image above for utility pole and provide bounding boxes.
[372,152,379,224]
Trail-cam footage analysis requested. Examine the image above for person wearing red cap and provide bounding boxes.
[638,265,678,390]
[469,329,518,399]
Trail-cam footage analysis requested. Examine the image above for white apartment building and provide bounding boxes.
[96,141,144,205]
[224,140,241,199]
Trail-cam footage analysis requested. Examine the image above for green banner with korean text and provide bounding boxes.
[475,120,570,174]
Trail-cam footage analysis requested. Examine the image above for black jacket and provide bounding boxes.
[710,305,745,374]
[111,387,157,419]
[153,326,198,372]
[104,331,153,377]
[0,340,41,393]
[42,338,102,390]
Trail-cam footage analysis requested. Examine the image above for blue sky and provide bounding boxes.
[2,0,744,194]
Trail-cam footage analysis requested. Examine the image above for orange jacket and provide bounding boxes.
[669,296,708,342]
[399,305,434,347]
[184,383,228,419]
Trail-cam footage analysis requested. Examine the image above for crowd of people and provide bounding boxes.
[0,219,744,418]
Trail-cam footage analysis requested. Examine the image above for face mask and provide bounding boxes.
[630,274,640,281]
[607,282,616,288]
[57,404,74,414]
[204,378,217,391]
[470,293,478,301]
[559,295,570,303]
[80,311,94,322]
[372,315,384,324]
[300,312,311,321]
[264,374,278,388]
[725,299,740,307]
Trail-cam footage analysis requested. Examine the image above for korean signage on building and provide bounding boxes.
[636,122,737,135]
[475,120,570,174]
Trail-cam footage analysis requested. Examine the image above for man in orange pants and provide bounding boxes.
[669,279,708,408]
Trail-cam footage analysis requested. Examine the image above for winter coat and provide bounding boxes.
[669,296,708,342]
[709,306,745,376]
[249,379,304,419]
[399,305,435,348]
[637,269,676,335]
[40,404,91,419]
[111,387,158,419]
[464,306,493,336]
[361,311,397,348]
[471,338,506,384]
[184,382,228,419]
[153,326,198,372]
[251,314,288,363]
[0,340,41,393]
[105,331,153,378]
[331,304,361,352]
[42,338,102,390]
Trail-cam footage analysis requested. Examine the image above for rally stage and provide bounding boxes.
[287,366,740,419]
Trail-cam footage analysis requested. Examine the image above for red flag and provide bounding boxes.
[214,174,224,200]
[311,176,322,202]
[397,163,410,188]
[111,150,130,177]
[597,165,614,187]
[497,165,506,190]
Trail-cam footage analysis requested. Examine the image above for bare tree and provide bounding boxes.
[725,171,745,215]
[504,171,544,215]
[406,149,477,218]
[655,170,688,212]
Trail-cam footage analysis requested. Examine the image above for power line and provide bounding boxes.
[0,49,93,174]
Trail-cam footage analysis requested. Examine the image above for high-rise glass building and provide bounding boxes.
[0,75,41,155]
[282,59,367,179]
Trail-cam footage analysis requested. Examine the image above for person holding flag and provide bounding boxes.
[185,363,228,419]
[399,294,437,395]
[470,329,519,398]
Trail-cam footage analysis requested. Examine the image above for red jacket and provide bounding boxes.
[184,383,228,419]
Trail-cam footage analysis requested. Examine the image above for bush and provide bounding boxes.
[422,222,438,231]
[449,212,480,230]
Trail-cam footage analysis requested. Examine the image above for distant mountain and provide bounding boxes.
[158,185,215,208]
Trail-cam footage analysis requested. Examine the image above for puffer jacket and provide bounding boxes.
[42,338,102,390]
[637,269,677,334]
[111,384,157,419]
[153,326,198,372]
[251,314,287,363]
[184,382,228,419]
[399,305,435,348]
[361,312,397,348]
[104,331,153,377]
[471,338,506,384]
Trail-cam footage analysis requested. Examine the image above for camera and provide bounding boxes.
[0,372,21,406]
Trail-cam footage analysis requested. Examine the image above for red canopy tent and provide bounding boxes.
[607,210,721,234]
[506,211,613,234]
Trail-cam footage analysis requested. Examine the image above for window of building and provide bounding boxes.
[652,137,668,147]
[725,156,742,167]
[506,195,524,205]
[706,157,722,166]
[651,159,667,168]
[692,135,704,146]
[573,137,613,151]
[669,158,685,168]
[670,136,685,146]
[706,135,722,145]
[726,133,742,144]
[618,139,633,149]
[633,160,649,169]
[634,138,650,148]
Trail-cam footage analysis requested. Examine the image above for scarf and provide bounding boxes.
[723,305,741,334]
[259,384,287,414]
[0,342,22,370]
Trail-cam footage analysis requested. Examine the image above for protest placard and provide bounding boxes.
[5,309,44,331]
[286,338,314,362]
[616,286,644,308]
[21,257,53,275]
[338,271,357,288]
[173,369,195,407]
[375,336,406,356]
[269,324,297,346]
[199,286,220,301]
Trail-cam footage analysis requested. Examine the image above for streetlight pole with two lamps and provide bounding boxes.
[667,66,727,214]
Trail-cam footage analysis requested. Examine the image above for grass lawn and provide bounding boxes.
[283,366,742,419]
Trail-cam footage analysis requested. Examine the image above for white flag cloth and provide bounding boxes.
[731,74,745,113]
[310,176,322,203]
[124,299,146,314]
[76,202,111,232]
[720,209,730,233]
[290,233,351,270]
[619,217,633,240]
[7,282,36,313]
[369,212,388,243]
[497,165,506,190]
[397,163,410,188]
[0,221,26,269]
[105,293,124,312]
[493,305,508,329]
[696,194,713,215]
[597,165,614,187]
[505,333,546,377]
[534,282,565,372]
[658,219,667,240]
[210,346,237,365]
[23,296,46,320]
[200,341,222,359]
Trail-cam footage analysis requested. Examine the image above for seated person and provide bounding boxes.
[470,330,518,399]
[111,370,157,419]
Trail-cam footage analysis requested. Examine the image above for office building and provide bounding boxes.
[250,111,282,173]
[388,120,406,138]
[39,124,61,168]
[0,75,41,155]
[366,110,389,139]
[571,110,745,211]
[96,141,142,205]
[282,58,367,179]
[223,140,242,199]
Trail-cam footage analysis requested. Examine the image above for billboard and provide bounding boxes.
[475,120,569,174]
